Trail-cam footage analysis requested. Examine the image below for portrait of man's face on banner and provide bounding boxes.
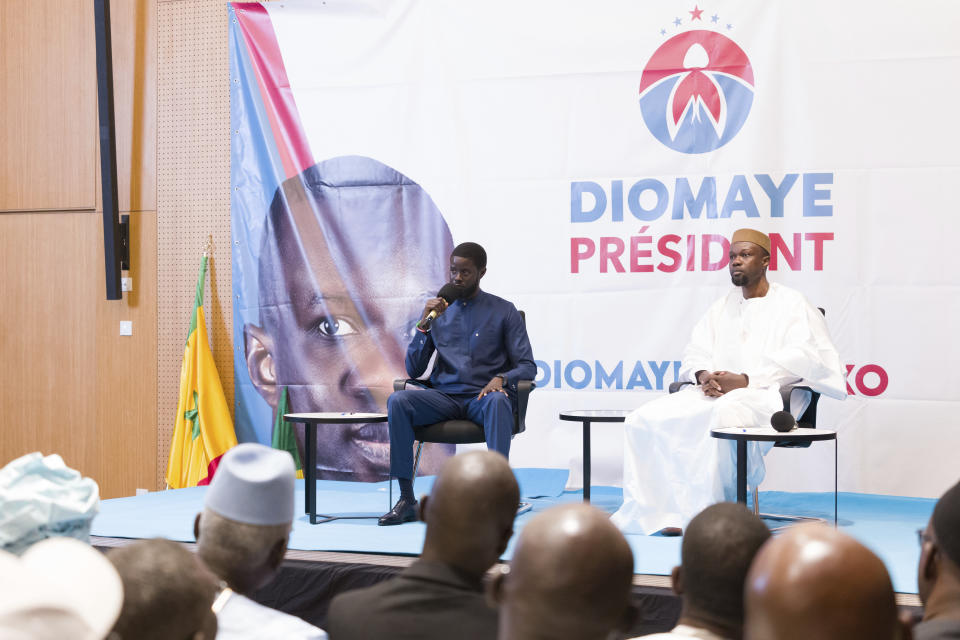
[243,155,455,481]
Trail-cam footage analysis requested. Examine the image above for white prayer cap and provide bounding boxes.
[204,443,295,525]
[0,537,123,640]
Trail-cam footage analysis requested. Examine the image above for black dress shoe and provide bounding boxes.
[658,526,683,537]
[378,497,418,526]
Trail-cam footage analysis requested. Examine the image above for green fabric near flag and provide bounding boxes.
[270,386,303,474]
[186,390,200,440]
[187,256,207,343]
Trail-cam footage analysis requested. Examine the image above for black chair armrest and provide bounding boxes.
[776,383,821,448]
[394,378,431,392]
[778,384,820,429]
[516,380,536,433]
[669,380,693,394]
[393,377,535,434]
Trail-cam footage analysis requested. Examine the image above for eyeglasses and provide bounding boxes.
[917,528,932,547]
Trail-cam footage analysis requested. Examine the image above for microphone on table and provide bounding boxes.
[418,283,462,332]
[770,410,797,433]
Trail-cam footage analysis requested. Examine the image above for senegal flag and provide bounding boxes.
[166,255,237,488]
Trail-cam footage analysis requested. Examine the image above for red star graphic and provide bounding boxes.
[689,5,704,20]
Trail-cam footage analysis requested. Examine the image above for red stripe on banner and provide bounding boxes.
[233,2,315,179]
[196,453,226,487]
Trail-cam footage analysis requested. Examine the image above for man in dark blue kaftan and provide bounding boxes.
[379,242,535,526]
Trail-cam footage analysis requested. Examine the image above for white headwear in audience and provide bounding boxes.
[0,452,100,554]
[0,536,123,640]
[205,443,296,525]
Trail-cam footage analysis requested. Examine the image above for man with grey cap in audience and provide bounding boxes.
[194,442,327,639]
[915,480,960,640]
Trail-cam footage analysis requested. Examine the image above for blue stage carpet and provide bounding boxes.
[91,468,933,595]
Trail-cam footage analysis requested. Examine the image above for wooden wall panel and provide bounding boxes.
[0,0,158,499]
[0,0,96,212]
[0,213,98,471]
[0,211,157,498]
[110,0,158,213]
[95,210,158,497]
[156,0,233,491]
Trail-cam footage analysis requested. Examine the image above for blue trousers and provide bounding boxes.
[387,389,514,479]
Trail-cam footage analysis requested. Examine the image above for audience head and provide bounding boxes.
[918,480,960,616]
[419,450,519,577]
[0,537,123,640]
[195,443,296,595]
[0,452,100,555]
[673,503,770,636]
[108,538,218,640]
[745,523,906,640]
[490,503,635,640]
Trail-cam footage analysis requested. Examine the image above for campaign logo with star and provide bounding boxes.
[639,6,754,154]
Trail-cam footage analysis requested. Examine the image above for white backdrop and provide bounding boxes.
[236,0,960,498]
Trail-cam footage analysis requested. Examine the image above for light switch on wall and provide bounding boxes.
[120,321,133,336]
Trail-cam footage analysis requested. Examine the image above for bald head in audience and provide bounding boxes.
[419,449,520,578]
[744,523,909,640]
[325,450,520,640]
[108,538,219,640]
[491,503,635,640]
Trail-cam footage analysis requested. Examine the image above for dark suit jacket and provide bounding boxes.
[325,560,498,640]
[915,618,960,640]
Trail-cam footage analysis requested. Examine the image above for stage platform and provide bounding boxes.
[91,469,928,635]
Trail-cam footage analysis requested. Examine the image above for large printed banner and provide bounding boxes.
[230,0,960,497]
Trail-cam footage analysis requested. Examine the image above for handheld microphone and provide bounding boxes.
[419,283,461,331]
[770,410,797,433]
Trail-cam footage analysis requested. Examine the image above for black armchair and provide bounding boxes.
[390,377,536,479]
[388,376,535,513]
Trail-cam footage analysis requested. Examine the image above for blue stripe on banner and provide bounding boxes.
[229,4,290,445]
